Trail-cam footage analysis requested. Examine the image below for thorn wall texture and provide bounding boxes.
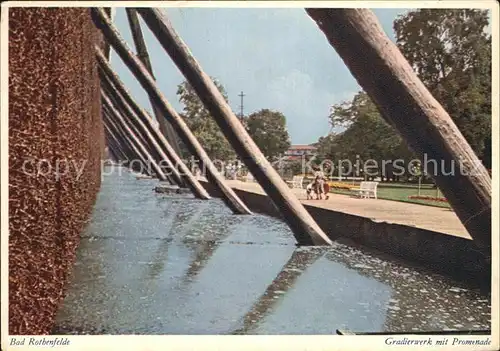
[9,8,105,334]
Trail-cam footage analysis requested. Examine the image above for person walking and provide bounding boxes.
[313,166,326,200]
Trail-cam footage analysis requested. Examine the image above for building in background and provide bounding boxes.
[283,144,317,161]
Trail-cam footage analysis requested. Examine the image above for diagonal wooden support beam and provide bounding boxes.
[106,144,120,163]
[104,95,169,180]
[96,50,211,200]
[305,9,491,255]
[135,8,332,246]
[104,133,119,161]
[103,122,127,160]
[104,122,129,162]
[103,111,141,164]
[103,116,146,174]
[104,88,176,184]
[125,8,183,159]
[102,8,113,60]
[104,131,128,163]
[103,111,147,170]
[103,93,169,181]
[101,73,181,186]
[91,7,252,215]
[104,120,144,172]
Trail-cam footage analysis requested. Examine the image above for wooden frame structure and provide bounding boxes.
[125,8,183,159]
[306,9,491,255]
[91,7,491,253]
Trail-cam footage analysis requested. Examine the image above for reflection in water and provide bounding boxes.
[52,169,490,335]
[231,248,324,334]
[144,203,180,280]
[178,209,241,285]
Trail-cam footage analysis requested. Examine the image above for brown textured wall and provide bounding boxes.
[9,8,105,334]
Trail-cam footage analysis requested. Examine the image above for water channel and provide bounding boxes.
[52,168,491,334]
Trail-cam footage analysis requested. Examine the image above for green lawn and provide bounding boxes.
[328,184,451,208]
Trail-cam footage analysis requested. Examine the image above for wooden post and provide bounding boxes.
[104,122,142,172]
[105,140,120,163]
[103,91,175,183]
[101,73,182,186]
[102,94,168,181]
[102,8,113,60]
[125,8,183,159]
[103,111,149,172]
[105,89,175,182]
[104,131,128,163]
[306,9,491,254]
[103,112,144,168]
[101,70,210,200]
[104,134,119,162]
[91,8,252,216]
[103,123,128,162]
[135,8,332,246]
[104,124,128,161]
[103,118,146,174]
[96,51,211,200]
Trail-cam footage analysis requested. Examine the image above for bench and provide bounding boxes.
[286,175,304,189]
[350,181,378,199]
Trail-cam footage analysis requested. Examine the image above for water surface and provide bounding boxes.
[53,169,490,334]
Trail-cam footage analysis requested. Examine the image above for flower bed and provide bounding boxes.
[327,182,355,190]
[408,195,448,203]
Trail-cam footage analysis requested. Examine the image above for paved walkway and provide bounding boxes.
[219,179,470,240]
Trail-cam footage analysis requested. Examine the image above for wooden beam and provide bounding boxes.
[103,117,146,174]
[103,90,175,183]
[103,122,129,162]
[96,50,210,200]
[101,72,182,186]
[306,9,491,254]
[102,93,168,181]
[104,88,175,183]
[104,111,156,177]
[99,66,211,200]
[104,131,128,163]
[106,143,120,164]
[103,111,147,170]
[135,8,332,246]
[103,111,142,165]
[102,8,113,60]
[125,8,183,159]
[91,7,252,215]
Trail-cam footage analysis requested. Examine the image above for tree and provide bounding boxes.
[245,109,291,160]
[315,133,340,161]
[329,92,413,159]
[394,9,492,158]
[177,78,236,161]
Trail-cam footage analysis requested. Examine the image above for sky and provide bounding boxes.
[110,8,415,145]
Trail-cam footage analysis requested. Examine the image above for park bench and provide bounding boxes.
[350,181,378,199]
[286,175,304,189]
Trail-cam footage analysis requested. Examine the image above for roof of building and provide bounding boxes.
[287,144,317,150]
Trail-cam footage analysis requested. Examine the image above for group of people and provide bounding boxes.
[225,163,242,180]
[306,167,329,200]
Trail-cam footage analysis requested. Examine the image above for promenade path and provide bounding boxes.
[209,179,470,240]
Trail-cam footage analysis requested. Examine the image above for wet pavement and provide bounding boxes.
[52,168,491,335]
